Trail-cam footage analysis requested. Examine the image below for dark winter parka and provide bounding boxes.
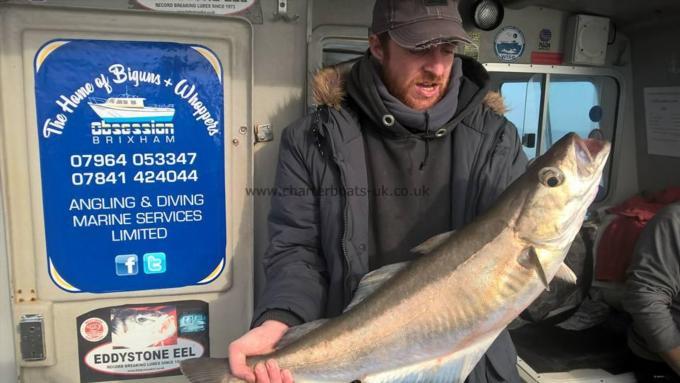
[254,53,528,381]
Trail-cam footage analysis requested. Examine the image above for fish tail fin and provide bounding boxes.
[180,357,244,383]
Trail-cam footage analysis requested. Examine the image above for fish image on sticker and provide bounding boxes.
[111,306,177,349]
[494,26,526,62]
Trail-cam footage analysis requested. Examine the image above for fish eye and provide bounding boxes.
[538,167,564,188]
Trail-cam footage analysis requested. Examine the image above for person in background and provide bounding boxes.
[229,0,528,381]
[624,202,680,382]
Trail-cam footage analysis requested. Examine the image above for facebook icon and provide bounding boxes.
[115,254,138,276]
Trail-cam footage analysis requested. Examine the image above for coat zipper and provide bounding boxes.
[341,193,351,304]
[466,126,507,222]
[315,106,353,305]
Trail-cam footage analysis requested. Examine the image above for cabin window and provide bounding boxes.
[321,39,367,67]
[544,79,600,152]
[493,70,620,201]
[500,75,543,160]
[307,26,369,107]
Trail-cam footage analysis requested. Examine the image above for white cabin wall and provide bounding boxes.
[0,186,17,383]
[607,31,641,204]
[252,0,310,305]
[629,22,680,193]
[0,7,18,381]
[311,0,373,30]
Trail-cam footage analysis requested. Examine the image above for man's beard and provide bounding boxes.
[383,68,449,111]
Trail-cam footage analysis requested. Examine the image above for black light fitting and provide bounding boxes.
[472,0,505,31]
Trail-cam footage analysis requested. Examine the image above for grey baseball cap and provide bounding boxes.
[371,0,472,49]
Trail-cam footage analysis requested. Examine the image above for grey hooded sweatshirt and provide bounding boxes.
[255,53,528,382]
[355,55,464,269]
[624,202,680,361]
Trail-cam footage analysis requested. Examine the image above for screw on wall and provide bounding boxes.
[272,0,299,22]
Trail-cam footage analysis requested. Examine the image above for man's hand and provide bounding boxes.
[660,347,680,377]
[229,320,294,383]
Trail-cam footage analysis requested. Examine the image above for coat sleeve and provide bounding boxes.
[252,119,329,327]
[623,204,680,354]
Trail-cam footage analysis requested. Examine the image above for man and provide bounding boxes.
[230,0,527,381]
[624,202,680,382]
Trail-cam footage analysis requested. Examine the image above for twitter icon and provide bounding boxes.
[143,252,166,274]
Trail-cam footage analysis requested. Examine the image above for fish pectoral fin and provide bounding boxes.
[276,318,329,349]
[344,261,410,313]
[410,230,455,255]
[555,262,578,285]
[522,246,550,291]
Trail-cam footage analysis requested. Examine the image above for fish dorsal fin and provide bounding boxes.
[363,329,503,383]
[519,246,550,291]
[555,262,577,285]
[344,261,410,313]
[275,318,328,350]
[410,230,455,255]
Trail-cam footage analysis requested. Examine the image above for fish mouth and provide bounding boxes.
[574,135,610,176]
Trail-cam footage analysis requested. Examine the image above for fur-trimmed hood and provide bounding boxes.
[311,55,507,115]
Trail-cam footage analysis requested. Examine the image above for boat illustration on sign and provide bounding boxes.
[497,41,523,54]
[88,96,175,123]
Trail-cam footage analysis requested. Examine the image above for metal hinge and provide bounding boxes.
[272,0,299,22]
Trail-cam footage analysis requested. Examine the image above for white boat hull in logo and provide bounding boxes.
[88,96,175,123]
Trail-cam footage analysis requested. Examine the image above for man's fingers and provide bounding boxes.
[282,369,294,383]
[266,359,282,383]
[226,321,290,383]
[228,345,255,383]
[254,362,271,383]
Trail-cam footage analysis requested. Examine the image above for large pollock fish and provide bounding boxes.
[181,133,610,383]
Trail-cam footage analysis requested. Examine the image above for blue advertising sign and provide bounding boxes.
[34,40,226,293]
